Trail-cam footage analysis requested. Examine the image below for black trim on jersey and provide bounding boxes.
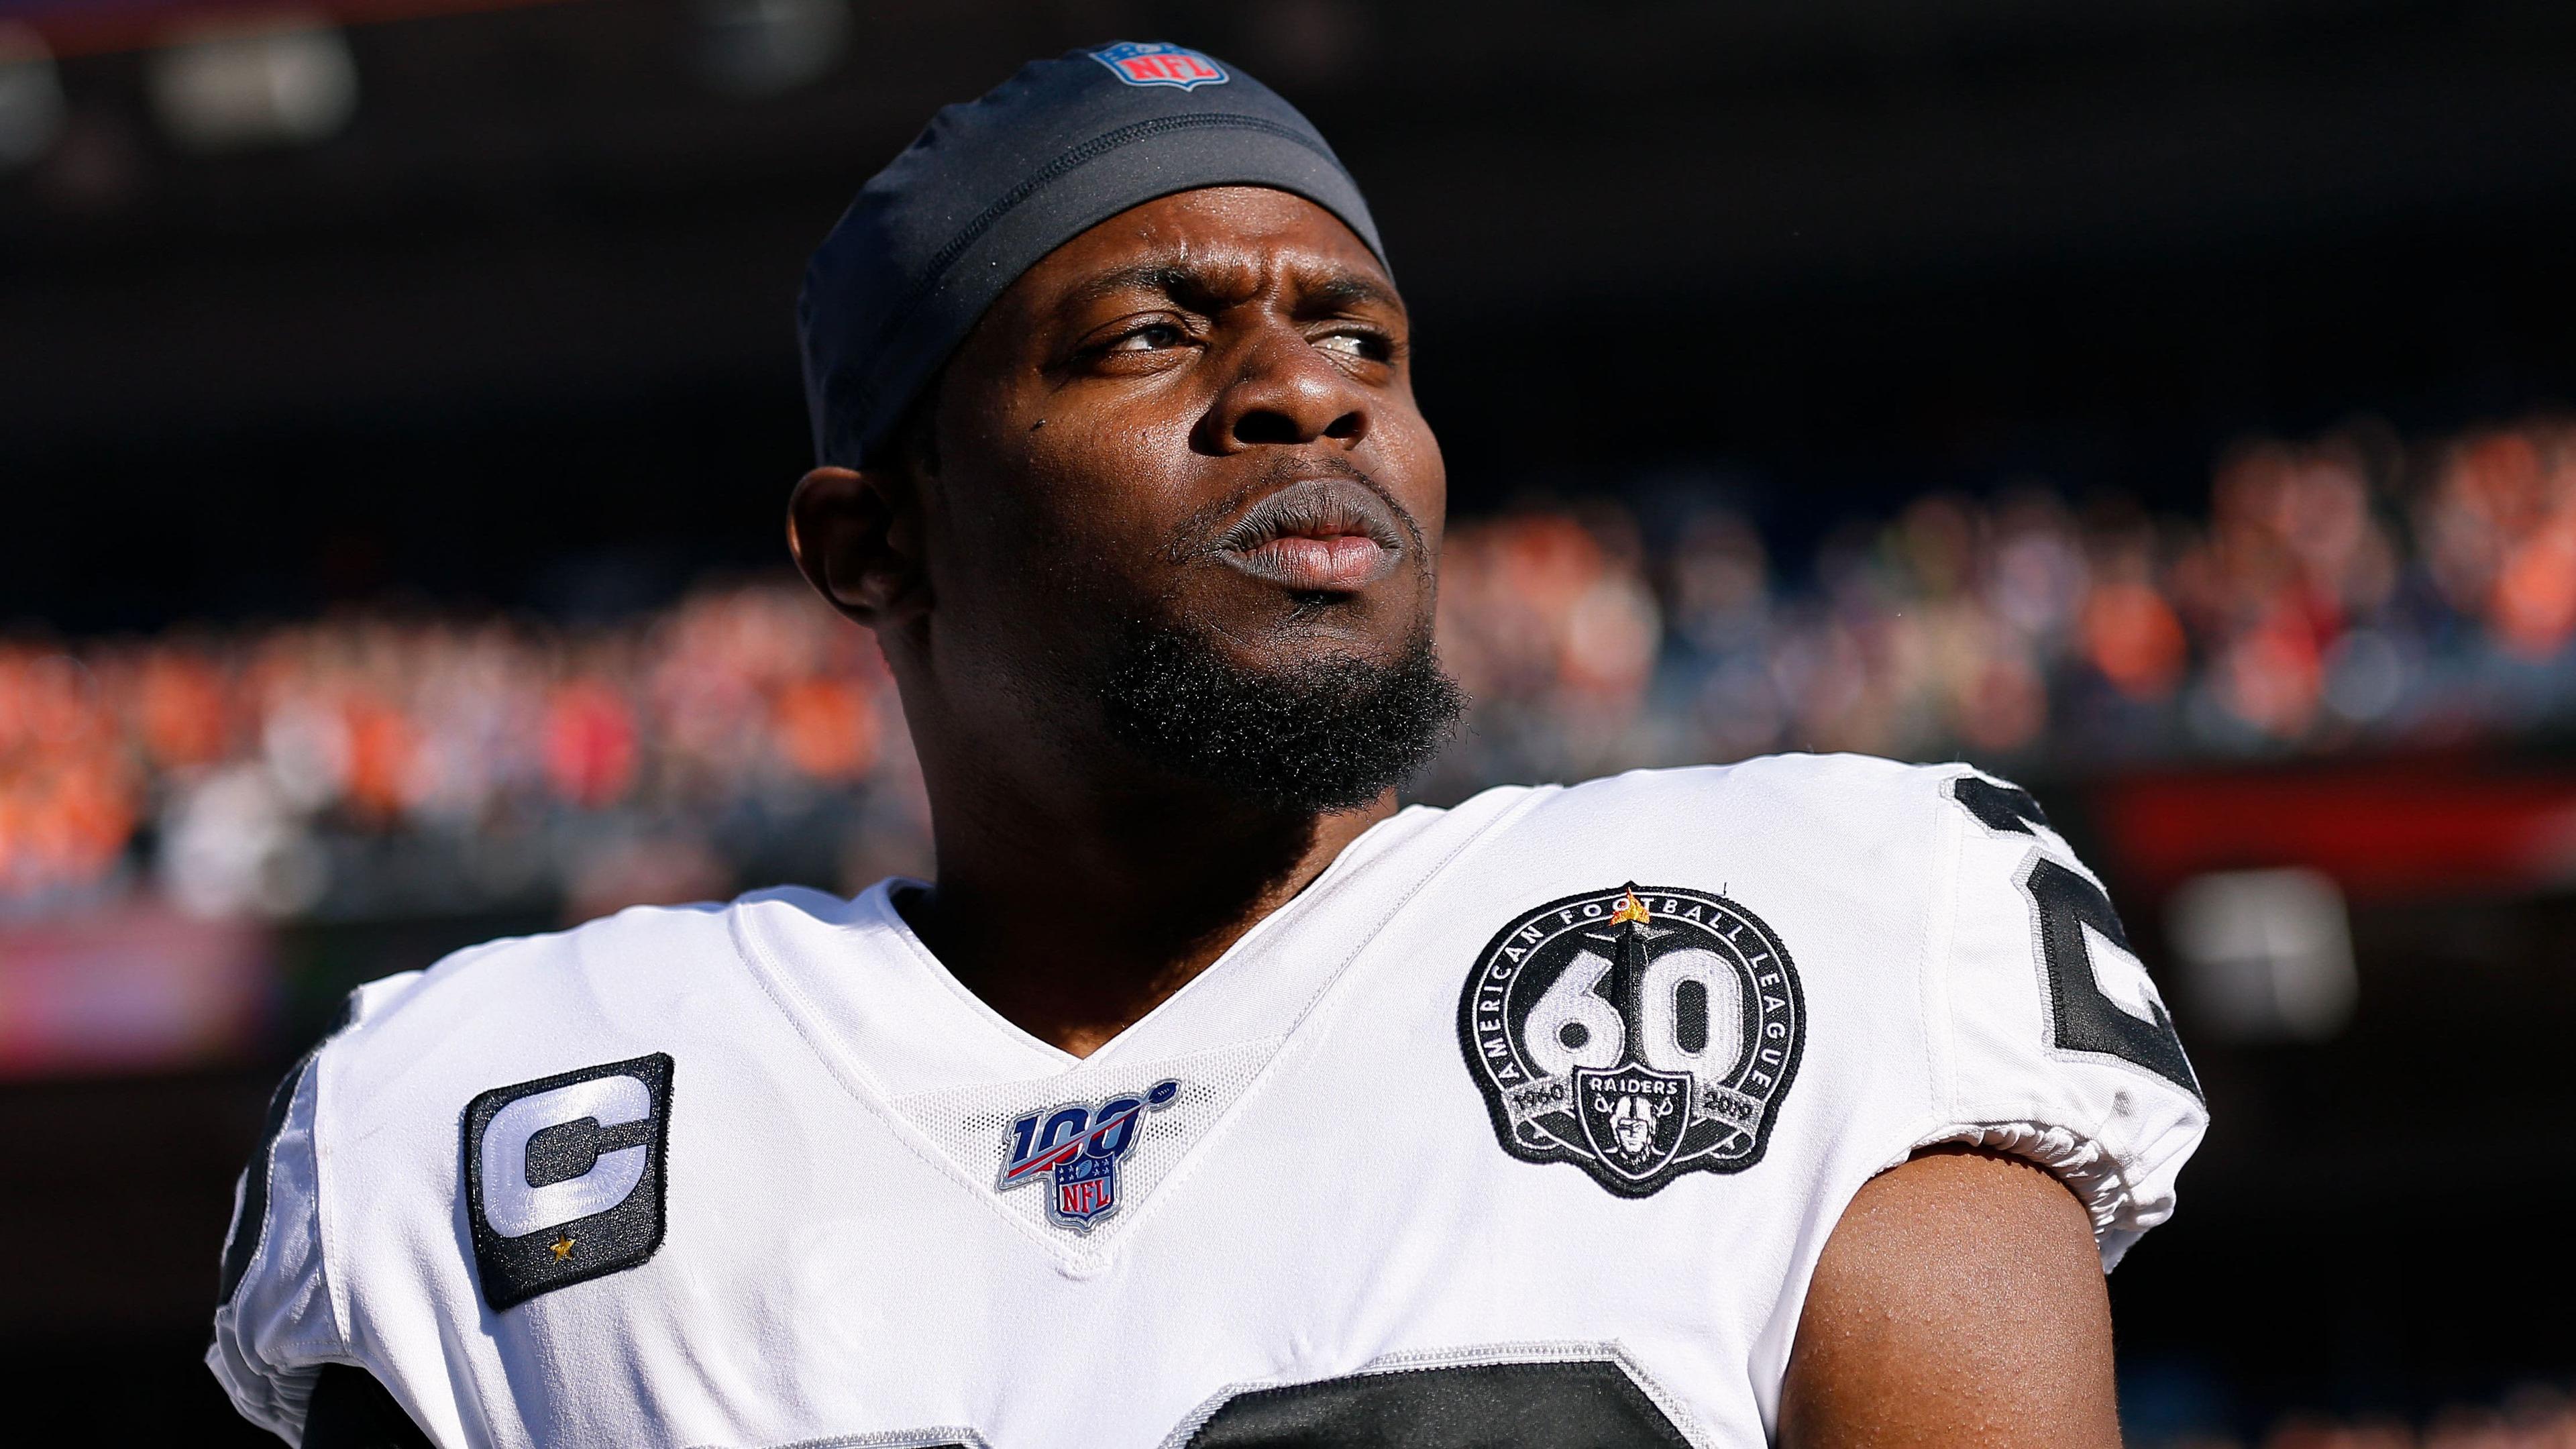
[1186,1360,1690,1446]
[218,993,362,1307]
[462,1053,674,1309]
[2024,857,2203,1099]
[1949,774,2052,836]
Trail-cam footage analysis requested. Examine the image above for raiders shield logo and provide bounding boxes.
[1459,884,1805,1196]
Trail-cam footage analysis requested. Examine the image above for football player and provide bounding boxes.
[212,41,2206,1448]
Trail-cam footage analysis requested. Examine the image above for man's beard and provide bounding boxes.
[1097,614,1466,814]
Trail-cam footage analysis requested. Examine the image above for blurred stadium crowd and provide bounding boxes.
[2162,1391,2576,1449]
[3,413,2574,921]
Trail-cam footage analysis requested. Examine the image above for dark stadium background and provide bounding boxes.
[4,1,2575,1444]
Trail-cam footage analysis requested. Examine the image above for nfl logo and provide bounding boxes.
[1091,42,1230,91]
[1054,1152,1119,1226]
[999,1078,1179,1233]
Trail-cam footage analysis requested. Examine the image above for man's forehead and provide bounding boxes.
[1040,189,1399,313]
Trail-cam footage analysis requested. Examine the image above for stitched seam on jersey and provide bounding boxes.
[223,978,382,1320]
[729,901,1095,1267]
[884,1032,1285,1237]
[846,802,1424,1073]
[1927,769,1967,1125]
[1253,786,1548,1047]
[301,1052,352,1356]
[1942,778,2180,1256]
[1155,1342,1709,1449]
[731,789,1543,1275]
[1104,786,1555,1253]
[730,900,904,1115]
[303,966,452,1352]
[1075,800,1444,1068]
[296,955,477,1360]
[687,1429,992,1449]
[869,881,1077,1072]
[1363,1342,1707,1448]
[220,1068,293,1321]
[863,803,1446,1075]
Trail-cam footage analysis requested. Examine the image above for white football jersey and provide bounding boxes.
[211,755,2207,1448]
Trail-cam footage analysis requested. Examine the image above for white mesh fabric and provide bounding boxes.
[888,1037,1281,1257]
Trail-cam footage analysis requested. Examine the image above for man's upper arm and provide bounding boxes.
[1778,1144,2121,1449]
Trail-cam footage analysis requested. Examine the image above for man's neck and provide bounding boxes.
[896,781,1395,1058]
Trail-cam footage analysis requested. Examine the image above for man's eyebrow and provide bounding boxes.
[1059,260,1404,316]
[1295,270,1405,317]
[1062,262,1201,312]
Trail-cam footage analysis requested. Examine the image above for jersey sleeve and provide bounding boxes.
[1923,769,2210,1269]
[208,970,429,1444]
[208,1052,341,1444]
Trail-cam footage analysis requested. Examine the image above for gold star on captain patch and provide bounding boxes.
[549,1234,576,1261]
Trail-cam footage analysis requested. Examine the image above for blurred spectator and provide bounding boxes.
[2134,1383,2576,1448]
[7,413,2576,921]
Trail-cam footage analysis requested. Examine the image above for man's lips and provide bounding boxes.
[1212,476,1407,592]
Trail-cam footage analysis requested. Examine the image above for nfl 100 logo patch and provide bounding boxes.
[1089,42,1229,90]
[1458,885,1805,1197]
[999,1079,1180,1231]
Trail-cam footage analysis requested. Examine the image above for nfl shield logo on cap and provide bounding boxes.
[1091,42,1229,91]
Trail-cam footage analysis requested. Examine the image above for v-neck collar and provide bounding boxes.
[728,786,1540,1272]
[786,800,1462,1093]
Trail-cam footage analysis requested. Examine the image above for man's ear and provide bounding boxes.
[786,466,929,627]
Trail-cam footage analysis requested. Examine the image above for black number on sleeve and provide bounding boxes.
[1185,1360,1688,1448]
[2026,857,2201,1099]
[1951,775,2051,835]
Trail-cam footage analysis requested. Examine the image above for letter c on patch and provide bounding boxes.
[479,1074,651,1238]
[463,1053,673,1308]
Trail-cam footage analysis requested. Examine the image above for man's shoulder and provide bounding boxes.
[312,886,857,1118]
[1434,753,1976,970]
[1494,751,1973,851]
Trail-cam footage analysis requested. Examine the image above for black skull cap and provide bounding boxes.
[797,41,1388,469]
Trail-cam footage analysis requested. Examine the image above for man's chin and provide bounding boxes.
[1096,613,1465,814]
[1193,568,1424,646]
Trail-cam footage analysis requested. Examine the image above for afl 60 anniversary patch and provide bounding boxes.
[1460,885,1803,1196]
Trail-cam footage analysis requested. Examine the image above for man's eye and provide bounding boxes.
[1314,331,1390,362]
[1105,323,1187,353]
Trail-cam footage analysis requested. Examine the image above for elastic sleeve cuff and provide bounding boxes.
[1910,1120,2171,1270]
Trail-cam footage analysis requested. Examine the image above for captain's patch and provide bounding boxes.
[464,1053,673,1308]
[1459,885,1804,1196]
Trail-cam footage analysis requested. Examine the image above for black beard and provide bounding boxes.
[1097,616,1467,814]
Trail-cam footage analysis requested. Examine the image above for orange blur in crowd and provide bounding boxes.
[1,415,2572,911]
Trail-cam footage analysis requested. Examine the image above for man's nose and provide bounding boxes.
[1198,327,1370,453]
